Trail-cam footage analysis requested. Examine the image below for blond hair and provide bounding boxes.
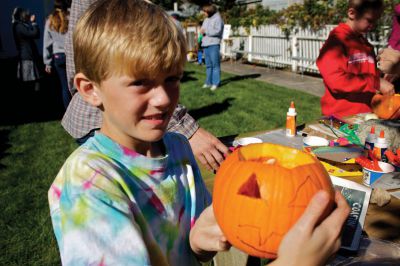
[73,0,187,84]
[49,9,69,34]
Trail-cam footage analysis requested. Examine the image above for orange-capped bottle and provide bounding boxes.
[372,130,388,162]
[364,126,376,151]
[286,101,297,137]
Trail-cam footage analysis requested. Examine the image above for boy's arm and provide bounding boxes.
[189,205,231,262]
[50,168,165,265]
[317,42,379,94]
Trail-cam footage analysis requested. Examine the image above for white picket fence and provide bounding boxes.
[220,24,388,74]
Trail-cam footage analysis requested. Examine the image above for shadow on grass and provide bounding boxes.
[189,97,235,121]
[0,129,11,169]
[218,133,239,147]
[0,57,65,126]
[219,73,261,87]
[181,70,198,83]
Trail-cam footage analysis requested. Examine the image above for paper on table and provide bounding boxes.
[330,176,371,251]
[253,129,304,150]
[309,145,365,163]
[390,190,400,200]
[320,160,363,177]
[372,171,400,190]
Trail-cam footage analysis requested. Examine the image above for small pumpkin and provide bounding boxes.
[213,143,335,258]
[371,94,400,120]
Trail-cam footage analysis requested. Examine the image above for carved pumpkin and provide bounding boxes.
[213,143,335,258]
[371,94,400,120]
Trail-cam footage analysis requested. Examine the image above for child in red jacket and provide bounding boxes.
[317,0,394,118]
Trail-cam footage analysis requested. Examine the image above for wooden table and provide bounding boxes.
[201,129,400,244]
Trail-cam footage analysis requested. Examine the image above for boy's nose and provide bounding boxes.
[150,86,171,107]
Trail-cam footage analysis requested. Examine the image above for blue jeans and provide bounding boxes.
[204,44,221,86]
[54,53,71,109]
[197,49,203,64]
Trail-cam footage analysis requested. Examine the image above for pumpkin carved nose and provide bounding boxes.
[238,174,261,198]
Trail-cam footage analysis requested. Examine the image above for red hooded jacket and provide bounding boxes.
[317,23,380,118]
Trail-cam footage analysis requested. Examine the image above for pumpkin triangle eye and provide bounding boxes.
[238,174,261,198]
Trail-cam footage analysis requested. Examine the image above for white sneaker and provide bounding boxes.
[210,85,218,91]
[202,84,210,89]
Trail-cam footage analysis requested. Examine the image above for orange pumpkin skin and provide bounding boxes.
[213,143,335,259]
[371,94,400,120]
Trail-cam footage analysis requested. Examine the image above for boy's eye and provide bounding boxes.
[130,80,146,86]
[129,79,154,88]
[165,76,182,84]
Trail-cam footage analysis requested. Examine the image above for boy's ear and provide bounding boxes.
[74,73,102,107]
[348,8,357,21]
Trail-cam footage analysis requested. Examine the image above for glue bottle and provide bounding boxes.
[364,126,376,151]
[372,130,388,162]
[285,101,297,137]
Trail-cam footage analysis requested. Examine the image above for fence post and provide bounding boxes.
[248,35,253,62]
[291,36,298,72]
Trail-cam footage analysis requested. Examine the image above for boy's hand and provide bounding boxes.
[189,128,229,171]
[377,48,400,75]
[379,78,395,96]
[270,191,350,266]
[189,205,231,262]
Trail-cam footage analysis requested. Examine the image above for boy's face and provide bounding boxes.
[96,70,182,150]
[350,9,382,34]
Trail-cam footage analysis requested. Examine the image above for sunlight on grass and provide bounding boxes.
[0,63,321,265]
[181,63,321,137]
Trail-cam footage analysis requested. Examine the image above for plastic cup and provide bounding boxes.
[303,136,329,147]
[362,162,395,186]
[232,137,262,147]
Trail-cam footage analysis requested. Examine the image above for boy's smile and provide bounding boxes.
[95,71,182,154]
[142,112,169,126]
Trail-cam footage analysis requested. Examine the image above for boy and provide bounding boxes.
[49,0,350,265]
[63,0,228,173]
[317,0,394,118]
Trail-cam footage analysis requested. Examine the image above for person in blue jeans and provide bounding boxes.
[43,0,71,109]
[201,4,224,91]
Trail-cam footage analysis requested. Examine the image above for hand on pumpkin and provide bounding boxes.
[271,190,350,266]
[379,78,395,96]
[189,205,231,262]
[189,128,229,171]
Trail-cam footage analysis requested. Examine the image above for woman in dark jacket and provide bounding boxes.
[12,7,43,91]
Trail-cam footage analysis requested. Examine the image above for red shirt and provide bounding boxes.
[317,23,380,118]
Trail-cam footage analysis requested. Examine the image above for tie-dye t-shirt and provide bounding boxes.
[48,132,211,265]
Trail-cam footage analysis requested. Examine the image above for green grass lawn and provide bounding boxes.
[0,63,321,265]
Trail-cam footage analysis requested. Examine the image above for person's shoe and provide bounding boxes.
[202,84,210,89]
[210,85,218,91]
